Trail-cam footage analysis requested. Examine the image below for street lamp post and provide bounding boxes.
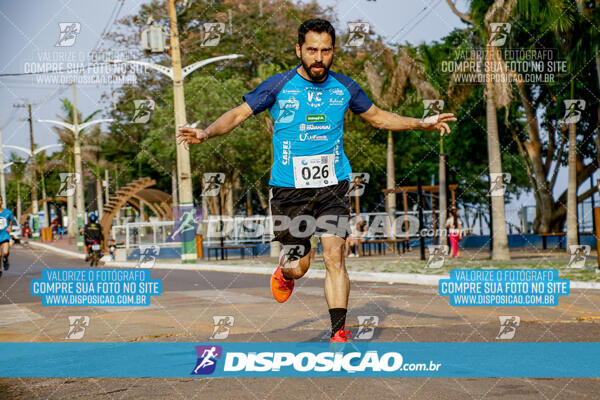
[38,96,113,250]
[111,40,242,262]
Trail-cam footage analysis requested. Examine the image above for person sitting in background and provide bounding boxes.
[346,217,367,257]
[22,222,32,244]
[108,238,117,261]
[446,206,462,258]
[51,218,59,236]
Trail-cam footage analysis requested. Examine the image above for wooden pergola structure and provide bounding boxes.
[19,196,69,225]
[100,177,174,246]
[382,184,458,239]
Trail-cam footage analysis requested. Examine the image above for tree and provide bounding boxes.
[446,0,513,260]
[53,98,101,237]
[8,153,26,222]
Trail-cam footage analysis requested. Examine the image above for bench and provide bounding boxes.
[539,232,565,249]
[206,245,257,260]
[359,238,410,256]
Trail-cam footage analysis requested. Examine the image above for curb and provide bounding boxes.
[103,260,447,285]
[29,242,600,289]
[28,241,86,260]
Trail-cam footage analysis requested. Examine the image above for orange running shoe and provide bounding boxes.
[270,263,295,303]
[330,326,352,343]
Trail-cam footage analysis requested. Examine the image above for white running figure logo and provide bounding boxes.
[193,346,218,373]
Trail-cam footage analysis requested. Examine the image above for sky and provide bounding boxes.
[0,0,585,218]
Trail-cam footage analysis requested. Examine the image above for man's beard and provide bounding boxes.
[301,56,332,81]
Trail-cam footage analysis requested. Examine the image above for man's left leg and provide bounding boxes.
[2,241,10,270]
[321,234,351,341]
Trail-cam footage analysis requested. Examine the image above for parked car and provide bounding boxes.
[10,225,22,244]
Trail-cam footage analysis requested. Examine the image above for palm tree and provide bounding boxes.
[53,98,100,237]
[364,45,439,241]
[9,153,26,222]
[446,0,513,260]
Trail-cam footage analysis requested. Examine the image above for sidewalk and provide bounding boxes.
[27,240,600,289]
[28,238,85,259]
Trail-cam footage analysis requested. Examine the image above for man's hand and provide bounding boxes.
[176,127,209,150]
[420,113,457,136]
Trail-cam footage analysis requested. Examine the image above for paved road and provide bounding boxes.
[1,245,599,399]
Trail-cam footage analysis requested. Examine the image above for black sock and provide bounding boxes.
[329,308,347,337]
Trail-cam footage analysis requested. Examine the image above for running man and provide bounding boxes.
[0,196,15,274]
[177,19,455,343]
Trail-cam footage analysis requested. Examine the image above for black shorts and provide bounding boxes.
[270,180,351,257]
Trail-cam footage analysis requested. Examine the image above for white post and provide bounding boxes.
[104,169,110,204]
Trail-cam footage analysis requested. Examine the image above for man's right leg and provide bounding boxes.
[269,185,316,302]
[280,250,311,279]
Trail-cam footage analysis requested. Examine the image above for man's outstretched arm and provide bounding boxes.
[176,102,254,150]
[359,104,456,136]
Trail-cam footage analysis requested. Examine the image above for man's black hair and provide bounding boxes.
[298,18,335,47]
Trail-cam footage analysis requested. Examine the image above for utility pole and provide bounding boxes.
[13,102,41,240]
[111,5,242,263]
[169,0,196,262]
[27,104,39,240]
[0,128,7,203]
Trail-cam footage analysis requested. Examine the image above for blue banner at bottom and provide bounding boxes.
[0,342,599,377]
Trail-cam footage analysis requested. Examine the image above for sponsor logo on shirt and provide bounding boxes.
[276,98,299,123]
[299,123,331,131]
[282,140,291,165]
[299,132,328,141]
[306,114,326,122]
[283,89,300,94]
[306,89,324,108]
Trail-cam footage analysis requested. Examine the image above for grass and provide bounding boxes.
[195,247,600,283]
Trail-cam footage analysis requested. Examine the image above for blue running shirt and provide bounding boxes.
[243,66,373,188]
[0,208,14,242]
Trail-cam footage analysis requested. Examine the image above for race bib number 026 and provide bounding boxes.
[292,154,338,188]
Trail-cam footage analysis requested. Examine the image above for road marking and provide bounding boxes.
[93,304,163,312]
[0,304,43,325]
[170,290,271,304]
